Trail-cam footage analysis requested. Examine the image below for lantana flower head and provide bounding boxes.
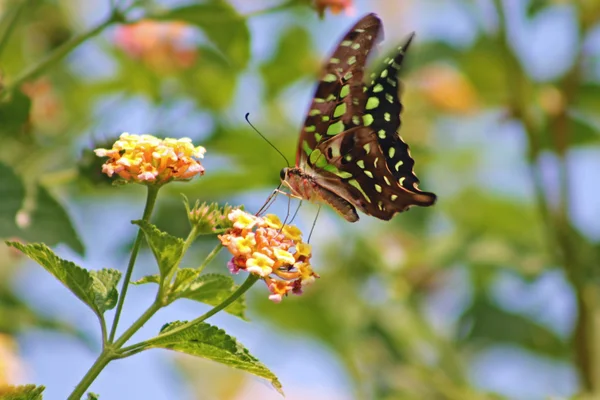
[115,20,197,73]
[94,133,205,185]
[186,200,235,234]
[219,210,319,302]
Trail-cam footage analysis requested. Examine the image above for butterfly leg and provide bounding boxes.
[307,205,322,243]
[256,187,281,216]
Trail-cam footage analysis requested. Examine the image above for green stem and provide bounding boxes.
[196,243,223,274]
[112,301,162,348]
[2,10,122,96]
[0,0,30,60]
[119,274,259,356]
[67,350,113,400]
[108,185,160,343]
[68,301,161,400]
[158,226,199,300]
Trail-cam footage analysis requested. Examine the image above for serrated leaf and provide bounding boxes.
[0,384,45,400]
[133,220,184,280]
[150,321,282,394]
[89,269,122,313]
[173,271,246,319]
[132,270,246,319]
[132,274,160,285]
[5,242,120,317]
[157,1,250,69]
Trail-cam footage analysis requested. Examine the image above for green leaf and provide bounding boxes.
[19,184,85,255]
[132,274,160,285]
[0,162,25,238]
[133,220,184,280]
[5,242,121,317]
[150,321,282,394]
[132,270,246,319]
[260,25,316,97]
[0,91,31,137]
[0,384,45,400]
[86,393,99,400]
[184,46,238,110]
[172,271,246,319]
[0,162,84,254]
[157,1,250,69]
[459,295,569,358]
[457,36,508,105]
[89,269,122,314]
[526,0,547,18]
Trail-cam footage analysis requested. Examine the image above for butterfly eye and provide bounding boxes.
[280,168,287,180]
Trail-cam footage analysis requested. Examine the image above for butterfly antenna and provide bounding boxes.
[245,113,291,167]
[307,205,321,243]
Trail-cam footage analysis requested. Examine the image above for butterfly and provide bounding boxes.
[279,13,436,222]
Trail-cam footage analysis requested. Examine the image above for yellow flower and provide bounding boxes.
[282,225,302,241]
[231,234,256,255]
[228,209,258,230]
[246,252,275,277]
[273,248,295,266]
[262,214,283,229]
[296,262,317,285]
[94,133,205,185]
[295,242,312,258]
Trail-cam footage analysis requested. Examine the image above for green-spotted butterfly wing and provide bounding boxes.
[282,13,436,222]
[295,14,382,166]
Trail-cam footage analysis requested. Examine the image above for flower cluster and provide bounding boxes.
[219,210,318,303]
[94,133,205,185]
[187,200,236,234]
[115,20,197,73]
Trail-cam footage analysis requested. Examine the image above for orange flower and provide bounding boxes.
[415,64,479,114]
[21,78,63,127]
[315,0,354,17]
[94,133,205,185]
[115,20,197,73]
[219,210,318,302]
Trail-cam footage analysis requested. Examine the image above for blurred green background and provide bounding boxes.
[1,0,600,399]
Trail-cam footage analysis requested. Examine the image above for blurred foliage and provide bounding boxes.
[0,0,600,399]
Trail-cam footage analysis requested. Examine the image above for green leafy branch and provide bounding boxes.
[7,189,280,399]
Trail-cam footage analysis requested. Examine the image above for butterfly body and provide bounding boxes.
[281,13,436,222]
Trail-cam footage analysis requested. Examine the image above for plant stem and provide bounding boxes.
[67,350,113,400]
[2,10,122,96]
[493,0,600,393]
[158,225,199,300]
[68,300,162,400]
[119,274,259,356]
[113,301,162,348]
[0,0,31,60]
[109,185,160,343]
[197,243,223,274]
